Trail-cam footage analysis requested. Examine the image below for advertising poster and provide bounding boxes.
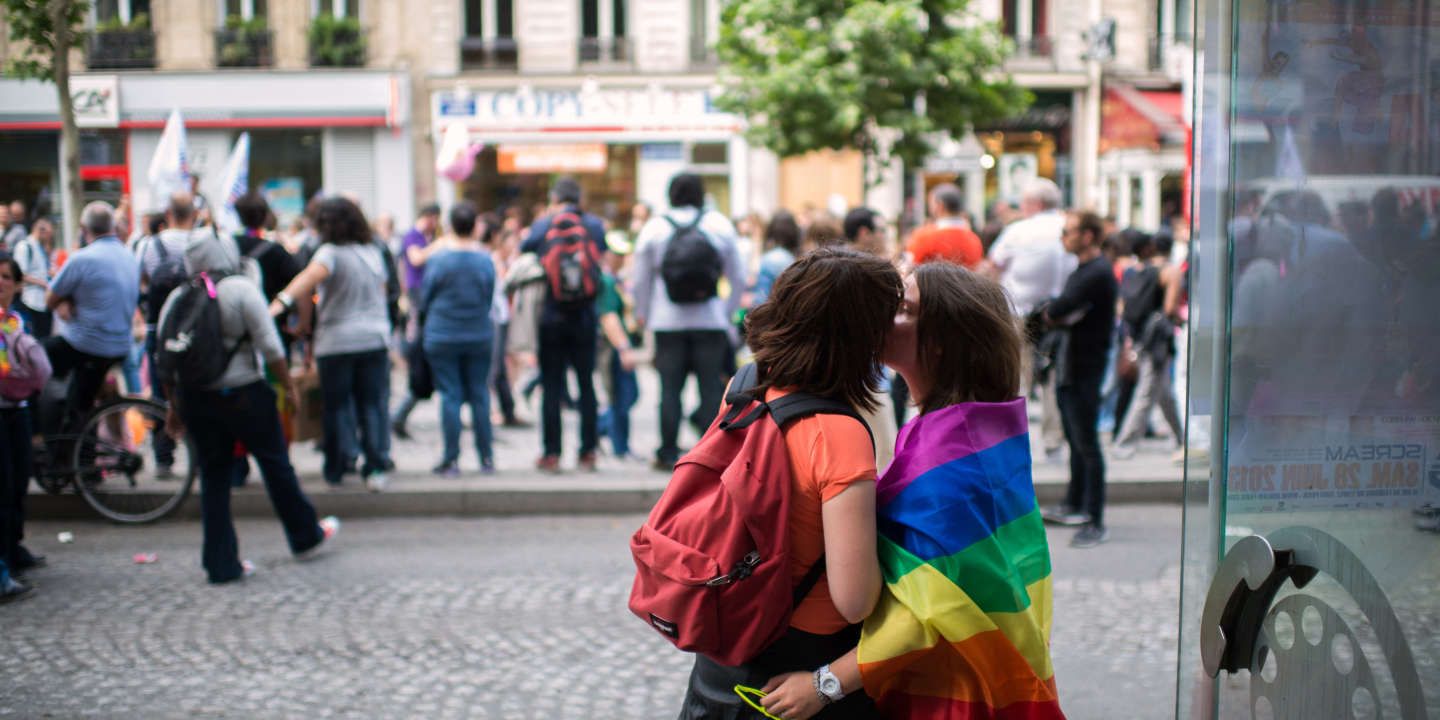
[261,178,305,228]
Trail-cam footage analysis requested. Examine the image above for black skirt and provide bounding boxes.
[676,625,880,720]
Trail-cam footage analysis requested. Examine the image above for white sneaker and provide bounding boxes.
[297,516,341,560]
[1111,443,1138,460]
[365,472,389,493]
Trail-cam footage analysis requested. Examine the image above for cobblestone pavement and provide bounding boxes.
[1,506,1182,719]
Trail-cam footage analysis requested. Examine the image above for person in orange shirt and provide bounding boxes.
[677,247,901,720]
[905,183,984,269]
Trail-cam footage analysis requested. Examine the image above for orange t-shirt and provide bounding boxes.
[766,388,878,635]
[908,225,984,269]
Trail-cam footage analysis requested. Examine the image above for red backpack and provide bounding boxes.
[628,364,870,666]
[539,211,602,308]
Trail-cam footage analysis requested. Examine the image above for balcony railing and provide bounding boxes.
[86,28,156,69]
[1148,34,1192,72]
[460,36,519,70]
[1011,35,1054,59]
[690,36,718,68]
[309,16,367,67]
[215,27,273,67]
[579,36,632,66]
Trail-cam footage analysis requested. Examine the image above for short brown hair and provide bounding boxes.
[745,247,902,413]
[803,217,843,248]
[1070,210,1105,247]
[913,262,1022,412]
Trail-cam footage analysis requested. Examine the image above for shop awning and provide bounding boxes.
[1101,86,1187,153]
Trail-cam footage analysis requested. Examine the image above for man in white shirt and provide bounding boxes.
[632,173,747,470]
[987,178,1077,460]
[13,217,54,338]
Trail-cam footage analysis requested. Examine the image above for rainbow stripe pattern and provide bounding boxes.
[0,313,20,376]
[858,399,1063,719]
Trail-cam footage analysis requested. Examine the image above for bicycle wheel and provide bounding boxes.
[71,398,198,524]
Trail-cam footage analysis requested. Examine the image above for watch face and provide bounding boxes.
[820,674,842,695]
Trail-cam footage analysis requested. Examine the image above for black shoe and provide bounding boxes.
[1041,505,1088,527]
[13,551,46,574]
[0,576,33,604]
[391,421,412,441]
[1070,524,1110,548]
[651,457,677,473]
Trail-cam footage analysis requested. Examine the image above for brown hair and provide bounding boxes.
[913,262,1022,413]
[1070,210,1105,248]
[745,247,902,413]
[803,217,844,249]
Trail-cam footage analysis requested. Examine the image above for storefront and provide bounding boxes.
[430,80,752,224]
[1179,0,1440,717]
[0,70,412,243]
[1098,85,1188,232]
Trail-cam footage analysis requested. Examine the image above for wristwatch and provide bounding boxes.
[813,664,845,704]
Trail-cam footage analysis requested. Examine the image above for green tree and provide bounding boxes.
[717,0,1029,190]
[3,0,89,243]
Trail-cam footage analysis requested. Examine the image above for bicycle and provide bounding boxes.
[32,383,198,524]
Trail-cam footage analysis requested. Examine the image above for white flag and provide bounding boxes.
[146,108,190,205]
[216,132,250,233]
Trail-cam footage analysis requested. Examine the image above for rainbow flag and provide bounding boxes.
[858,399,1063,719]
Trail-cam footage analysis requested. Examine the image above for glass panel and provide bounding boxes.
[253,0,267,19]
[691,142,727,164]
[247,129,323,218]
[131,0,150,23]
[614,0,626,38]
[225,0,242,19]
[95,0,120,22]
[1182,0,1440,717]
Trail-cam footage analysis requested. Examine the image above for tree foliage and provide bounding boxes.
[2,0,88,81]
[717,0,1029,177]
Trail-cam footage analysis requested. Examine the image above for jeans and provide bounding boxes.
[40,336,123,435]
[317,348,391,484]
[1059,372,1106,526]
[490,321,516,422]
[1114,350,1183,449]
[143,330,176,467]
[425,341,494,466]
[178,381,323,583]
[0,407,33,571]
[653,330,729,464]
[121,337,145,395]
[538,317,598,458]
[600,348,639,456]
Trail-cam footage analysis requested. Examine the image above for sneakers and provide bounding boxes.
[432,461,461,478]
[651,457,677,473]
[578,452,598,473]
[297,516,341,560]
[1043,447,1066,464]
[480,460,496,476]
[0,576,32,604]
[535,455,561,474]
[1070,523,1110,548]
[1041,505,1089,527]
[1111,443,1138,460]
[154,464,176,480]
[1416,511,1440,533]
[364,472,389,493]
[391,421,412,441]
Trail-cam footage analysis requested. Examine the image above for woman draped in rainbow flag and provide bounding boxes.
[761,262,1064,720]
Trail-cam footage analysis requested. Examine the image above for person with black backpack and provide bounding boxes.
[158,231,338,585]
[632,173,748,471]
[1111,230,1183,459]
[518,178,608,473]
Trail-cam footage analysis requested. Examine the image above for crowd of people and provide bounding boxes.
[0,172,1191,605]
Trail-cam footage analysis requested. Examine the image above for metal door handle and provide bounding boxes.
[1199,534,1318,677]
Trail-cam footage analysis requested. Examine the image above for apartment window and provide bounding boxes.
[1003,0,1051,57]
[223,0,268,21]
[462,0,516,69]
[313,0,356,18]
[690,0,717,65]
[580,0,628,63]
[94,0,150,25]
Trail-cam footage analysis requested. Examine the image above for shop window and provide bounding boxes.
[691,142,728,165]
[462,0,516,69]
[245,129,322,226]
[78,131,125,167]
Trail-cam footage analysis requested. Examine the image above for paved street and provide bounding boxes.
[1,505,1182,719]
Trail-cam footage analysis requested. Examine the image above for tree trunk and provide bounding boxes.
[52,0,82,248]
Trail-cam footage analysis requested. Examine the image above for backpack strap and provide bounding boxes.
[793,555,827,607]
[663,213,705,233]
[766,393,875,449]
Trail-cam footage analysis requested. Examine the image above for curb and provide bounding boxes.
[27,477,1184,521]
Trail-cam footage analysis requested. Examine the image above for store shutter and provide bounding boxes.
[323,128,377,215]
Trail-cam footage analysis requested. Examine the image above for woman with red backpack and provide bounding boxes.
[1,255,50,602]
[672,247,901,720]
